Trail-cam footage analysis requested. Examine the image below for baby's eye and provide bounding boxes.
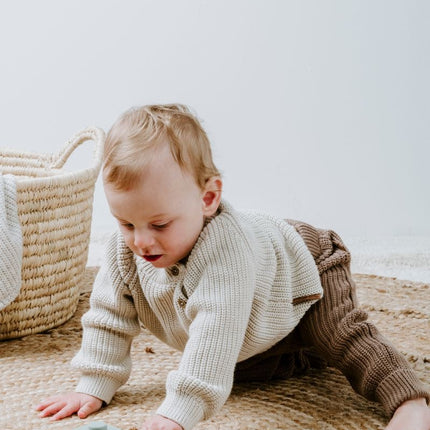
[152,222,170,230]
[120,222,134,230]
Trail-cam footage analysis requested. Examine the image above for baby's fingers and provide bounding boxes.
[50,403,81,421]
[35,395,63,411]
[37,400,67,418]
[77,401,101,419]
[35,392,102,421]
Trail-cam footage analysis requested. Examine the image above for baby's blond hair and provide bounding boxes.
[103,104,220,190]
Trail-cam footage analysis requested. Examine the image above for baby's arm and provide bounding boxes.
[155,226,257,429]
[37,234,141,420]
[35,392,102,421]
[71,262,140,404]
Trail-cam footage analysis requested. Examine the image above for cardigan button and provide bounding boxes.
[171,265,180,276]
[177,298,187,308]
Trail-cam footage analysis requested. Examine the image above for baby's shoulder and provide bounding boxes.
[188,203,267,269]
[202,203,255,244]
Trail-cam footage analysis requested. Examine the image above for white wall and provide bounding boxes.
[1,0,429,238]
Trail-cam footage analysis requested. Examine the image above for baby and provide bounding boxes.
[37,104,430,430]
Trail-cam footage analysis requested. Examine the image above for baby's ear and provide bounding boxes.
[202,177,222,216]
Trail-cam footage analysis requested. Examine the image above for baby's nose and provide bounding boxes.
[134,229,155,250]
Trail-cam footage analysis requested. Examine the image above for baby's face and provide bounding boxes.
[104,144,218,269]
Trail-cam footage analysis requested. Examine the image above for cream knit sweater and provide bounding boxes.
[72,201,323,430]
[0,174,22,310]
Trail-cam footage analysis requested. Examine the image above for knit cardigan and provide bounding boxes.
[0,174,22,310]
[72,201,323,429]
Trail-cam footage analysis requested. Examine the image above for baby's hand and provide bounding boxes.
[385,398,430,430]
[35,392,103,421]
[140,414,183,430]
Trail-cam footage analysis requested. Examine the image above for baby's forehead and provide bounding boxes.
[103,134,204,196]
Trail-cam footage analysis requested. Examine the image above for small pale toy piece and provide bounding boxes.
[73,421,121,430]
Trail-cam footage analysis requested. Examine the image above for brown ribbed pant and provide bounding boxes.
[234,220,429,417]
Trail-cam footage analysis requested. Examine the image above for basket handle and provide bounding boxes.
[50,127,105,170]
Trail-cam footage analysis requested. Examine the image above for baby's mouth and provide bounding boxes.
[143,254,162,262]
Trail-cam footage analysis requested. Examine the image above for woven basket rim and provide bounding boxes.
[14,167,99,188]
[1,126,104,184]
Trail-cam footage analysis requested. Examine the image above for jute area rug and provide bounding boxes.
[1,268,429,430]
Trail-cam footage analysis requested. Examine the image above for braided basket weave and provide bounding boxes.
[0,127,104,340]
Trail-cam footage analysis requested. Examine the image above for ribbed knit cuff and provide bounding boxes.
[376,368,430,416]
[157,394,205,430]
[75,374,122,404]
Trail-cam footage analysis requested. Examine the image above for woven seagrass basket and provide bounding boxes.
[0,127,104,340]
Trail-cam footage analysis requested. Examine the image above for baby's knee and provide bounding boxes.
[286,219,351,272]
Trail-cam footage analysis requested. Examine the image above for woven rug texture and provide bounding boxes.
[0,267,429,430]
